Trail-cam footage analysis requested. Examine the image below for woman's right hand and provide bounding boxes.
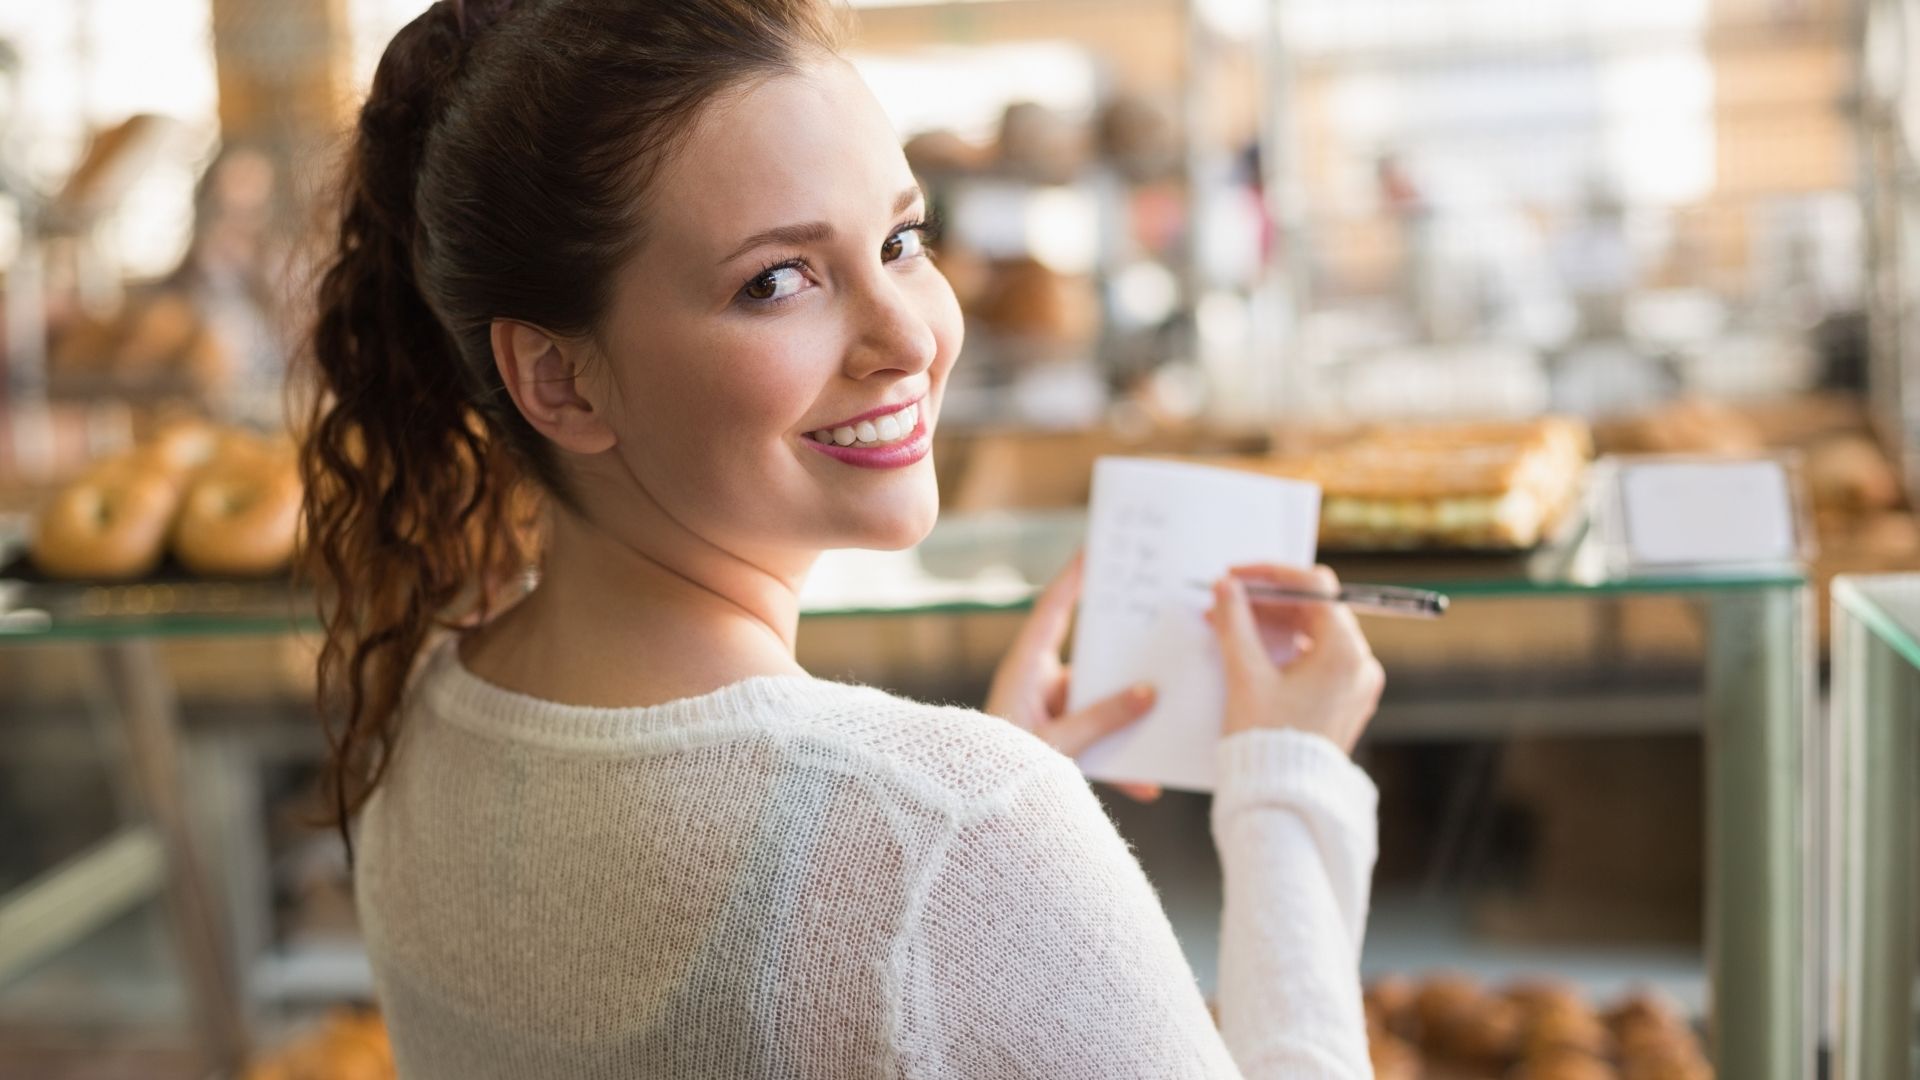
[1205,563,1385,753]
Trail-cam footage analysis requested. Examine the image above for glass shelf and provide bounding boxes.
[0,500,1804,642]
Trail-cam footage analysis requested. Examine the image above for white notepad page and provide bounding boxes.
[1068,457,1321,793]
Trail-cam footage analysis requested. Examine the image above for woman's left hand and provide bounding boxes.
[985,551,1162,802]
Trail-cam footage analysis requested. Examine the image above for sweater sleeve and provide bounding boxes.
[892,731,1379,1080]
[893,750,1239,1078]
[1210,728,1380,1078]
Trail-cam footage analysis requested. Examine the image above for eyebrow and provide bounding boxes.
[717,185,924,266]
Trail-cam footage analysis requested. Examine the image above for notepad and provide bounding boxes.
[1068,457,1322,792]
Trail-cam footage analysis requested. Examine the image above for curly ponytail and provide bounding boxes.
[297,0,847,853]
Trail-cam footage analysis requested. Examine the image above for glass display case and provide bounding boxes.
[0,492,1814,1076]
[1831,574,1920,1080]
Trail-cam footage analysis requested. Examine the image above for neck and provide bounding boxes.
[542,496,808,657]
[463,476,814,707]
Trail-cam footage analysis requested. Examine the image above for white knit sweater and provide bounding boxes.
[356,635,1378,1078]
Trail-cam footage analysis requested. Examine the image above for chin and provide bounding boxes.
[843,485,940,550]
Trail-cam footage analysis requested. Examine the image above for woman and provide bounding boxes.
[299,0,1386,1076]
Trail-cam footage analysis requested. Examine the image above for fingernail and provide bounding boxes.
[1128,682,1156,705]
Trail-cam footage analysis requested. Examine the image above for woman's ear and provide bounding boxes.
[490,318,617,455]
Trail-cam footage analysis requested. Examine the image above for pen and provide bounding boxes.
[1188,579,1450,619]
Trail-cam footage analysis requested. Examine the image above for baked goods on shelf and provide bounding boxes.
[1806,434,1902,515]
[171,436,303,576]
[28,457,180,580]
[24,420,304,581]
[1596,399,1762,457]
[1209,417,1592,552]
[1097,92,1182,183]
[49,290,234,391]
[995,101,1089,184]
[1359,975,1709,1080]
[243,1007,394,1080]
[970,257,1101,346]
[903,129,991,176]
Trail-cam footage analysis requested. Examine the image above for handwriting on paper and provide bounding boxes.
[1069,457,1321,792]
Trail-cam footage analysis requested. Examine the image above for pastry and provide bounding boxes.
[30,456,179,580]
[1365,974,1420,1039]
[115,292,204,376]
[1511,1048,1620,1080]
[170,440,303,576]
[1607,399,1762,456]
[972,257,1098,344]
[1807,434,1901,514]
[1097,92,1181,182]
[1524,1001,1614,1059]
[903,129,989,176]
[1436,993,1525,1064]
[1230,416,1592,550]
[1504,978,1589,1019]
[1416,974,1524,1064]
[995,101,1089,184]
[1370,1028,1422,1080]
[243,1007,395,1080]
[144,417,223,478]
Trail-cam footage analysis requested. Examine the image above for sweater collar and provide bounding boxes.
[414,634,856,751]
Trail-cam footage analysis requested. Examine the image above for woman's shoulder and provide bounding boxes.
[407,637,1071,813]
[788,677,1073,816]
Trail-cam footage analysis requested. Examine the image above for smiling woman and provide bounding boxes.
[297,1,1381,1077]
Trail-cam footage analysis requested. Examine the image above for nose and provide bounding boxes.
[842,272,937,381]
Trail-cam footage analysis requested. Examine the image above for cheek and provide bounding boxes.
[917,270,965,379]
[609,327,823,515]
[645,321,833,443]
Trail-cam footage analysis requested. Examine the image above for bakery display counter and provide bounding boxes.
[0,495,1814,1077]
[1830,575,1920,1080]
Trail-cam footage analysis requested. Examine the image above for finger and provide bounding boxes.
[1225,563,1340,621]
[1226,562,1337,594]
[1013,549,1086,663]
[1311,602,1376,668]
[1208,576,1272,682]
[1043,665,1070,718]
[1113,781,1162,802]
[1048,681,1155,757]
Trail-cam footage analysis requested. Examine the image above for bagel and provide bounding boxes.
[30,462,180,580]
[144,417,222,477]
[170,448,303,576]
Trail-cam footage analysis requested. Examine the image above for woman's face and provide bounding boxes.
[590,58,961,564]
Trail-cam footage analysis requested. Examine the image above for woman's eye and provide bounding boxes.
[883,226,928,263]
[743,264,806,303]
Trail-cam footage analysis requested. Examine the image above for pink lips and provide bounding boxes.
[801,404,931,470]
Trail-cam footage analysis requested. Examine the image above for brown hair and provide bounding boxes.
[298,0,847,852]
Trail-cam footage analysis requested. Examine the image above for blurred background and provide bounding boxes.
[0,0,1912,1076]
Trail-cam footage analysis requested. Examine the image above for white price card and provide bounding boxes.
[1616,458,1800,567]
[1068,457,1321,793]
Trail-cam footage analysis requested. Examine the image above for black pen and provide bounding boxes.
[1188,579,1449,619]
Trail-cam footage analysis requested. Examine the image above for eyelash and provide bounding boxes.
[739,213,943,309]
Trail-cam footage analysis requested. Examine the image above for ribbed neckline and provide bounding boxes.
[416,634,859,750]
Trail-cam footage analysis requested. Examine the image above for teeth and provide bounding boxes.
[809,402,921,449]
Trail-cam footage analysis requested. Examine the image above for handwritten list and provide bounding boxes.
[1069,457,1321,792]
